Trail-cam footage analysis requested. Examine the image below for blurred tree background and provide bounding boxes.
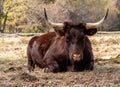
[0,0,120,33]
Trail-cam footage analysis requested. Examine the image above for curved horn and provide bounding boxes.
[44,8,64,30]
[86,8,109,29]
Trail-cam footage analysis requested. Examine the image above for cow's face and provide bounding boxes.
[57,22,97,61]
[64,23,85,61]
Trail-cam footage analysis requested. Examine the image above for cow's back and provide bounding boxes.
[35,32,56,57]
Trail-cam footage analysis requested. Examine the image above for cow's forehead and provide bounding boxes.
[69,28,84,35]
[64,22,86,27]
[64,27,85,38]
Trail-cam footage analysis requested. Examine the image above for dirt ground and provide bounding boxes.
[0,33,120,87]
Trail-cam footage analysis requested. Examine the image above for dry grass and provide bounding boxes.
[0,36,30,60]
[89,34,120,59]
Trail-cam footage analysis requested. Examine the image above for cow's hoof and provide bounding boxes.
[44,68,52,73]
[44,68,59,73]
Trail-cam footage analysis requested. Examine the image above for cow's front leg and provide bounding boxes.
[84,60,94,70]
[28,58,35,72]
[43,59,59,73]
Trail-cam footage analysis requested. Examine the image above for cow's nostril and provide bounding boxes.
[73,54,80,57]
[72,54,81,61]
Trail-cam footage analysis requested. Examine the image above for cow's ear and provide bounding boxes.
[54,29,65,36]
[85,28,97,36]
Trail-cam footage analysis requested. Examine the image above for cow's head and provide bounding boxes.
[44,8,108,61]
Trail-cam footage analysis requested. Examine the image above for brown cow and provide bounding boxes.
[27,8,109,73]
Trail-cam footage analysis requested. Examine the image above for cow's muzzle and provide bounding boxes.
[72,54,82,61]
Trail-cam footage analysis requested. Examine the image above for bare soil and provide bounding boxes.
[0,34,120,87]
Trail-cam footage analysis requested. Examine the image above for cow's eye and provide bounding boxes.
[77,37,85,43]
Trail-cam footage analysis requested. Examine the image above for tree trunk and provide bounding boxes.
[0,0,4,33]
[2,12,8,33]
